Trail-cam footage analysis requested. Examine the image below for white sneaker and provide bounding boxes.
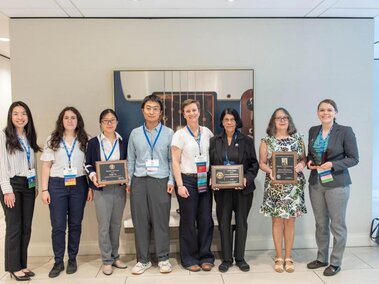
[158,260,172,273]
[131,261,152,275]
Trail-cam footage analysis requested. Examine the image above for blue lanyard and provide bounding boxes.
[101,138,119,161]
[143,123,163,160]
[318,126,333,153]
[62,138,77,168]
[17,135,31,169]
[186,125,202,155]
[224,131,238,164]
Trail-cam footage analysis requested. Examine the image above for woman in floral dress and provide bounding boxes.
[259,108,307,273]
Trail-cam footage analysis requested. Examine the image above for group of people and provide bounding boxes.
[0,96,358,281]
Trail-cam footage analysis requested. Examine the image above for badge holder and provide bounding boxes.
[146,159,160,173]
[27,169,36,189]
[317,169,334,184]
[63,167,78,186]
[195,155,208,193]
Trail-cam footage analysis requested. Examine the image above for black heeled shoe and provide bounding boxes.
[9,272,30,281]
[23,270,35,277]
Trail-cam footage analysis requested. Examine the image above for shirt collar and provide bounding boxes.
[99,131,122,142]
[144,122,162,133]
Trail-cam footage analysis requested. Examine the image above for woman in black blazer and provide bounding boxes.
[85,109,128,276]
[209,108,259,273]
[306,99,359,276]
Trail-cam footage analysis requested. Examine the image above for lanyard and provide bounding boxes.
[224,131,238,164]
[186,125,202,155]
[17,135,31,169]
[318,126,333,153]
[62,138,77,168]
[143,123,163,160]
[101,138,118,161]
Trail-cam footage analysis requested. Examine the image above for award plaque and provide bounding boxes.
[211,164,244,189]
[95,160,128,185]
[272,152,297,184]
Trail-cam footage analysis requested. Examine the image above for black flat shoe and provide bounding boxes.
[66,259,77,274]
[323,265,341,276]
[23,270,35,277]
[236,260,250,272]
[9,272,30,281]
[307,260,328,269]
[218,261,232,273]
[49,262,64,278]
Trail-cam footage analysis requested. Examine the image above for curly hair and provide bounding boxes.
[266,107,297,137]
[4,101,41,154]
[48,107,88,153]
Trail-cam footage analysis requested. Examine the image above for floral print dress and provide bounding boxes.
[260,133,307,218]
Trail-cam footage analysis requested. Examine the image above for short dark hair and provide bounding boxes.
[266,107,297,136]
[219,108,243,129]
[99,109,118,123]
[181,99,200,113]
[141,94,163,111]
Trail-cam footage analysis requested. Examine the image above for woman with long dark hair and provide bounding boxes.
[41,106,92,278]
[85,109,128,276]
[0,101,41,281]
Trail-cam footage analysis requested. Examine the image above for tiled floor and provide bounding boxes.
[0,247,378,284]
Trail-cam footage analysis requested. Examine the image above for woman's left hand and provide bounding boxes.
[235,178,247,190]
[318,161,333,170]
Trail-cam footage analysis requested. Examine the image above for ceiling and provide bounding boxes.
[0,0,379,58]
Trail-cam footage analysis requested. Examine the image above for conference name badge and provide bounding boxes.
[146,159,159,172]
[195,155,207,193]
[317,168,334,184]
[63,167,78,186]
[27,168,36,189]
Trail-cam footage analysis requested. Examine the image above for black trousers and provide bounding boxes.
[0,176,36,272]
[214,189,253,262]
[176,174,214,268]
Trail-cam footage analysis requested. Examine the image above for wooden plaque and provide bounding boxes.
[211,164,244,189]
[95,160,128,185]
[272,152,297,184]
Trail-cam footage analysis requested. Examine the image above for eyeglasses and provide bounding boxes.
[101,119,117,125]
[275,116,289,121]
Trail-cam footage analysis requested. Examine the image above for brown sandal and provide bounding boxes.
[285,258,295,273]
[274,258,284,273]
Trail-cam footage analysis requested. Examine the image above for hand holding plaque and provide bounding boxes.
[211,164,244,189]
[95,160,128,185]
[272,152,297,184]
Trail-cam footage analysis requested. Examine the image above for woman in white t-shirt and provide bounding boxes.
[41,107,92,278]
[171,99,215,272]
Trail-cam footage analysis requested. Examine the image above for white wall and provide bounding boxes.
[0,56,11,130]
[10,18,374,256]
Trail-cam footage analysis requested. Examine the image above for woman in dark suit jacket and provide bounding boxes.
[209,108,259,273]
[306,99,359,277]
[85,109,128,276]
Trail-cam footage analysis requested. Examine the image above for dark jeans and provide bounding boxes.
[48,176,88,263]
[214,189,253,262]
[176,174,214,268]
[0,176,36,272]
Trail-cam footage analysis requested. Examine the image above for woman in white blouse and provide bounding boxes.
[41,107,92,278]
[171,99,215,272]
[0,101,41,281]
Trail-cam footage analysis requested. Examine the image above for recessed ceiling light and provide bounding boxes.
[227,0,236,2]
[0,37,10,42]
